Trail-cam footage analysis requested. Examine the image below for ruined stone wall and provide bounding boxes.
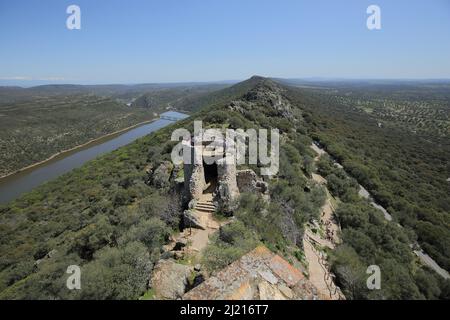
[183,143,206,202]
[236,169,269,199]
[215,154,240,213]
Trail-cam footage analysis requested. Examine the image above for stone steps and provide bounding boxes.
[195,201,216,213]
[195,207,215,213]
[197,201,214,206]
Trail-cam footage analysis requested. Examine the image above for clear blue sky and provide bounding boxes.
[1,0,449,85]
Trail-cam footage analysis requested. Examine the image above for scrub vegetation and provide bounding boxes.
[0,77,448,299]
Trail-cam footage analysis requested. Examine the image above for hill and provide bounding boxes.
[130,83,229,112]
[0,77,448,300]
[0,82,235,105]
[283,82,450,272]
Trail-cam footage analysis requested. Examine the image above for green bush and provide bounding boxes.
[202,221,259,273]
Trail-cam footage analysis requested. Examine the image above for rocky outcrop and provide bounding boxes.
[150,259,193,300]
[236,169,257,193]
[236,169,269,197]
[149,161,174,189]
[183,246,319,300]
[183,209,208,230]
[227,79,295,121]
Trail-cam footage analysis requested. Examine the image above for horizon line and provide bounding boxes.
[2,76,450,88]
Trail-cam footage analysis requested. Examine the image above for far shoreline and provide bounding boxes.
[0,117,160,182]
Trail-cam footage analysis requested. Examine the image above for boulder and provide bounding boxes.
[188,199,196,210]
[183,209,207,230]
[151,161,174,188]
[183,246,321,300]
[236,169,269,195]
[150,259,193,299]
[236,169,258,193]
[160,251,175,260]
[278,283,294,299]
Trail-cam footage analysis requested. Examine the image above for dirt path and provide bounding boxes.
[304,229,334,250]
[310,157,341,246]
[300,143,345,299]
[311,172,327,184]
[310,142,449,279]
[302,236,342,300]
[171,193,226,258]
[302,238,328,298]
[188,213,220,253]
[414,249,450,279]
[320,197,340,245]
[311,143,326,161]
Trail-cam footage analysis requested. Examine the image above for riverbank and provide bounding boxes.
[0,115,169,181]
[0,111,189,204]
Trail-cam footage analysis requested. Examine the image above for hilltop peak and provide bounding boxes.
[246,75,278,86]
[229,76,281,94]
[249,75,267,81]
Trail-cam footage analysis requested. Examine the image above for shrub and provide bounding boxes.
[202,221,259,273]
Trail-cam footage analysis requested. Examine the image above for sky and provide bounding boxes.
[0,0,450,85]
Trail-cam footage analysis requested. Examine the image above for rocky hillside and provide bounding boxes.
[0,76,447,300]
[131,84,229,112]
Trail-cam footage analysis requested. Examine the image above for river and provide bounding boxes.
[0,111,188,204]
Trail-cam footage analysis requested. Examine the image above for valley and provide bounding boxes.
[0,111,188,204]
[0,77,448,300]
[0,83,227,177]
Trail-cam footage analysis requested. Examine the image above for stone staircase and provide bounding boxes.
[194,198,216,213]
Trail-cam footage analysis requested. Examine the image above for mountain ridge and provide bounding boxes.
[0,76,448,300]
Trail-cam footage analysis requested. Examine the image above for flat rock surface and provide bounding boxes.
[183,246,318,300]
[151,259,193,299]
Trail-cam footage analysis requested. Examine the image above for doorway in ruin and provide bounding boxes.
[203,160,218,194]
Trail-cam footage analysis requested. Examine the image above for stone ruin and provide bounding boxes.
[183,129,269,216]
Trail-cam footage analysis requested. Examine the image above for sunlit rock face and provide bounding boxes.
[183,246,320,300]
[150,259,193,300]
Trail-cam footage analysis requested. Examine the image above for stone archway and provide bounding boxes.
[202,160,217,194]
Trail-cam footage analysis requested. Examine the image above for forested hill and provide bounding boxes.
[283,83,450,273]
[0,77,448,299]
